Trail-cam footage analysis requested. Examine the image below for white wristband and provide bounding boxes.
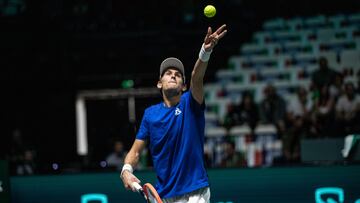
[198,43,212,62]
[121,164,133,176]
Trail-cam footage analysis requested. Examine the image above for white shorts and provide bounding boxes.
[162,187,211,203]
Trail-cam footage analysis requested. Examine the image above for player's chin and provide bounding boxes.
[165,83,181,90]
[163,87,182,96]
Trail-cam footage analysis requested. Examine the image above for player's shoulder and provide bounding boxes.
[144,102,163,113]
[181,90,191,100]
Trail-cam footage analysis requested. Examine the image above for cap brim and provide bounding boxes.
[160,57,185,77]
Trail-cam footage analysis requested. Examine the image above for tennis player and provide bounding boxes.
[120,24,227,203]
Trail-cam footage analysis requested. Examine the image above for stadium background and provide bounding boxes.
[1,0,360,202]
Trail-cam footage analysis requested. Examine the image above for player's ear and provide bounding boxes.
[182,83,187,92]
[157,80,162,89]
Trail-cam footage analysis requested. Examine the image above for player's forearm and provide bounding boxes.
[121,150,140,178]
[190,59,208,103]
[191,59,208,85]
[124,149,140,168]
[123,139,145,170]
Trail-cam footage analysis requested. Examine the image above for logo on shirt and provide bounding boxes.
[175,108,182,116]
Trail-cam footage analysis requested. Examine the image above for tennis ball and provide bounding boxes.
[204,5,216,18]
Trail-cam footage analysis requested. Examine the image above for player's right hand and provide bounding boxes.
[120,170,141,192]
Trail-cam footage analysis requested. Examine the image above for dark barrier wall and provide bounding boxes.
[0,160,10,203]
[11,166,360,203]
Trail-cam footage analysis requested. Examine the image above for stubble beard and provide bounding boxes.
[163,87,181,99]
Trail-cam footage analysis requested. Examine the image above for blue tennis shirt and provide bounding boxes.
[136,91,209,198]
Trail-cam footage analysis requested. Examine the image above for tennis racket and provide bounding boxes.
[132,182,163,203]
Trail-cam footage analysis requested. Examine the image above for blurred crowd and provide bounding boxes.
[223,57,360,164]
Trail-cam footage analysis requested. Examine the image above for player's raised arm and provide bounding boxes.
[190,24,227,104]
[120,139,146,191]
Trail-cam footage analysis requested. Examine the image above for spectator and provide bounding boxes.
[283,87,313,162]
[259,84,287,136]
[329,72,344,99]
[357,70,360,94]
[220,140,244,168]
[16,149,37,176]
[8,129,26,175]
[224,91,259,132]
[335,82,360,135]
[106,140,127,171]
[311,85,336,137]
[311,57,338,91]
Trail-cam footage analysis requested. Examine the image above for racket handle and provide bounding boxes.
[131,182,142,191]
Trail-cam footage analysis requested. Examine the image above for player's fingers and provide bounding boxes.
[130,182,142,192]
[217,30,227,39]
[215,24,226,34]
[130,184,137,192]
[132,177,140,184]
[129,175,141,192]
[122,173,136,190]
[130,173,141,183]
[120,174,130,190]
[207,27,212,36]
[127,180,138,192]
[204,27,212,43]
[124,182,131,190]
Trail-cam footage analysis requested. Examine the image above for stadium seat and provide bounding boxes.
[328,14,346,28]
[340,50,360,68]
[317,28,337,42]
[229,125,252,153]
[286,18,303,31]
[263,18,287,31]
[205,126,227,138]
[205,112,219,127]
[319,51,338,67]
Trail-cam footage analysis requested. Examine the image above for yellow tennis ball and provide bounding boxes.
[204,5,216,18]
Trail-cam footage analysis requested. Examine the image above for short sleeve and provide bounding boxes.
[188,91,205,115]
[136,111,149,140]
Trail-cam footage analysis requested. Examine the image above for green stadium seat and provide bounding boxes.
[263,18,287,31]
[340,50,360,68]
[328,14,346,28]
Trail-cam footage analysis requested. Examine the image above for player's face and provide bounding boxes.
[158,68,184,91]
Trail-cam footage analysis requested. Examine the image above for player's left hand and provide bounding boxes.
[120,170,141,192]
[203,24,227,52]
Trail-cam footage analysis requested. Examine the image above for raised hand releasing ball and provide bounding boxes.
[204,5,216,18]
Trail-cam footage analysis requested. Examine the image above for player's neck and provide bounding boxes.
[163,94,181,107]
